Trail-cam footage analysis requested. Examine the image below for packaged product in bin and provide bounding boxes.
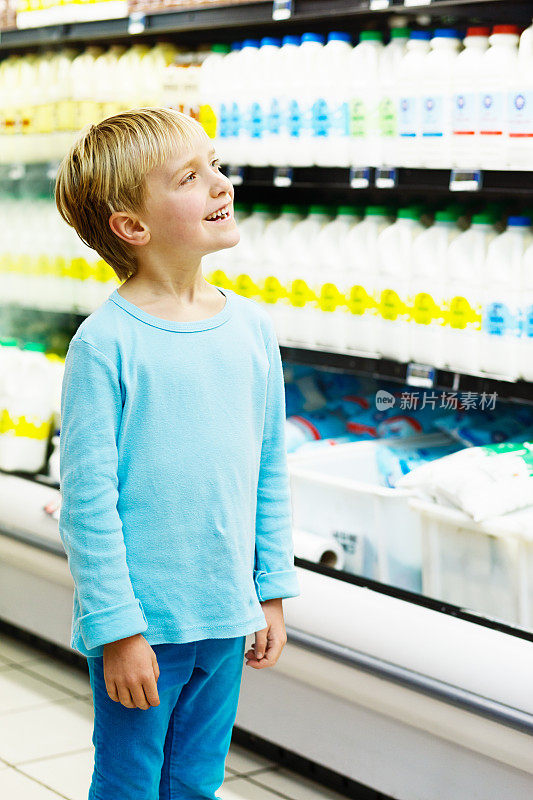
[376,437,463,488]
[434,405,533,447]
[399,441,533,521]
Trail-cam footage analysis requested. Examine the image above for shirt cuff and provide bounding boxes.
[78,598,148,651]
[253,568,301,602]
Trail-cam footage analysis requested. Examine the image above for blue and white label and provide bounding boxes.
[330,100,350,137]
[311,97,329,138]
[267,98,282,135]
[421,95,444,137]
[398,96,417,137]
[230,101,241,137]
[452,91,476,133]
[523,303,533,338]
[286,98,303,138]
[219,102,231,139]
[246,101,263,139]
[508,90,533,138]
[479,91,504,132]
[483,302,522,337]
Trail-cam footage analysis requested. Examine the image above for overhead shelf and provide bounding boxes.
[2,0,533,51]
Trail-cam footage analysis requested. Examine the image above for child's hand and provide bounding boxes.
[245,598,287,669]
[103,633,160,710]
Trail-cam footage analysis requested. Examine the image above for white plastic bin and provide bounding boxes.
[288,438,437,593]
[410,497,533,630]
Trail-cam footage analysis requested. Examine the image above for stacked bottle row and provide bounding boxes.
[204,202,533,381]
[0,340,63,474]
[0,195,120,312]
[0,41,205,163]
[203,23,533,170]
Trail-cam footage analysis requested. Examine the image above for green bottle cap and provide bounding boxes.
[435,210,459,223]
[337,205,361,216]
[365,205,388,216]
[281,204,301,214]
[471,212,495,225]
[308,204,331,215]
[23,342,46,352]
[360,31,384,42]
[212,43,230,54]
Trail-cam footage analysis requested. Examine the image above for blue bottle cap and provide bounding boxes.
[260,37,281,48]
[410,30,432,40]
[301,32,325,45]
[282,35,301,46]
[327,32,352,44]
[507,215,532,227]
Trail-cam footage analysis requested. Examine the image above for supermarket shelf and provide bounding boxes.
[279,344,533,403]
[2,0,533,51]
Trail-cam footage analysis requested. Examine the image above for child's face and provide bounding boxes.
[141,136,239,261]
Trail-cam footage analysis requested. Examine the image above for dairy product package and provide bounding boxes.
[399,441,533,521]
[433,405,533,447]
[376,437,463,488]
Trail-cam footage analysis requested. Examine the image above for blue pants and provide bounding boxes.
[87,636,246,800]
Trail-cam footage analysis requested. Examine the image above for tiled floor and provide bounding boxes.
[0,632,347,800]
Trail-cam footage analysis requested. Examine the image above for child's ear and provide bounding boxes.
[109,212,150,247]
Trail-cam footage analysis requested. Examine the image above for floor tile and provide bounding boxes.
[19,659,92,699]
[0,634,48,666]
[219,777,288,799]
[0,767,65,798]
[225,742,278,775]
[0,665,72,714]
[0,698,93,764]
[256,767,348,800]
[19,749,94,800]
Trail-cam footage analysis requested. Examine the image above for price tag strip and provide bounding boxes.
[273,166,293,187]
[272,0,292,20]
[406,362,436,389]
[349,166,371,189]
[449,169,483,192]
[370,0,390,9]
[128,11,146,35]
[375,167,398,189]
[227,165,245,186]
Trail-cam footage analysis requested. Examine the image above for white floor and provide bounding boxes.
[0,631,348,800]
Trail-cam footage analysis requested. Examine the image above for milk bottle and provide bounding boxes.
[349,31,384,167]
[507,21,533,169]
[299,33,326,167]
[275,35,301,166]
[343,206,391,355]
[231,203,276,299]
[377,206,425,362]
[258,37,282,167]
[238,39,261,166]
[481,215,532,378]
[314,206,363,349]
[199,43,230,155]
[479,25,519,169]
[451,27,490,168]
[519,233,533,380]
[444,212,496,373]
[409,210,460,367]
[419,29,462,168]
[284,205,332,345]
[221,41,242,165]
[259,204,304,338]
[314,32,352,167]
[379,27,410,167]
[396,32,431,167]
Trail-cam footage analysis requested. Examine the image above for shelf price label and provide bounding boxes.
[403,0,431,6]
[449,169,483,192]
[273,166,293,187]
[406,362,436,389]
[349,166,371,189]
[370,0,390,9]
[272,0,292,20]
[375,167,397,188]
[128,12,146,34]
[227,165,245,186]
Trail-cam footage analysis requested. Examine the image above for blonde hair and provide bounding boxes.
[55,108,210,282]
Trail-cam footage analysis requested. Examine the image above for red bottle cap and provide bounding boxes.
[492,24,520,35]
[466,26,491,37]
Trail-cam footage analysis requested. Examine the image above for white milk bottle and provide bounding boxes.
[396,31,431,167]
[409,210,461,367]
[507,21,533,169]
[199,43,230,157]
[444,212,496,373]
[258,204,304,338]
[349,31,384,167]
[379,27,410,167]
[260,37,283,167]
[451,27,490,168]
[231,203,276,300]
[481,215,532,378]
[222,41,242,165]
[519,233,533,380]
[275,34,301,166]
[238,39,261,166]
[314,205,363,349]
[284,205,332,345]
[377,206,425,362]
[419,29,462,168]
[251,37,281,167]
[479,25,519,169]
[343,205,391,354]
[300,33,326,167]
[314,32,352,167]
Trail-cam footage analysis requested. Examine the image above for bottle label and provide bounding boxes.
[260,276,286,304]
[508,90,533,139]
[347,285,375,316]
[199,104,217,139]
[447,296,482,330]
[286,99,302,138]
[230,101,240,137]
[330,101,350,137]
[318,283,345,312]
[267,98,282,135]
[290,279,315,307]
[218,101,232,139]
[479,91,504,135]
[379,289,406,321]
[398,96,417,137]
[379,96,396,138]
[421,95,444,137]
[246,101,263,139]
[483,302,522,336]
[523,304,533,337]
[350,97,368,138]
[311,97,329,137]
[452,92,476,134]
[410,292,441,325]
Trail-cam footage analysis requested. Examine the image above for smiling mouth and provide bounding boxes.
[205,204,232,222]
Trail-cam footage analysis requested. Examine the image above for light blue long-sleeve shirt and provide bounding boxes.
[58,285,300,658]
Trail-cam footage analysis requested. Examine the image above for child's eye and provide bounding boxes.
[211,158,221,169]
[181,173,196,185]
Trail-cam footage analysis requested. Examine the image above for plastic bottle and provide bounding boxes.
[377,206,426,362]
[479,25,520,169]
[251,37,281,167]
[349,31,384,167]
[419,29,462,168]
[313,206,363,349]
[238,39,261,166]
[396,31,432,167]
[198,43,231,157]
[519,230,533,380]
[444,212,497,373]
[507,21,533,169]
[481,215,532,378]
[451,27,490,169]
[378,27,410,167]
[299,33,326,167]
[343,206,392,355]
[314,32,353,167]
[284,205,333,345]
[409,210,461,367]
[231,202,277,299]
[220,41,242,165]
